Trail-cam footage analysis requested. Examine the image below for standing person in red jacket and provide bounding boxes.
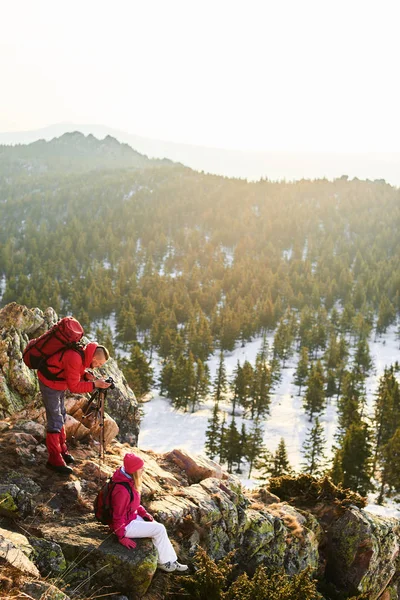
[110,453,188,573]
[38,342,112,475]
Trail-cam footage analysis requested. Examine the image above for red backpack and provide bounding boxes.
[94,478,133,525]
[23,317,85,381]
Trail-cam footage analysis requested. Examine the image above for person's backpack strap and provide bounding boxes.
[110,480,134,504]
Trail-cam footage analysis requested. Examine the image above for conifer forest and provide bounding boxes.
[1,133,399,503]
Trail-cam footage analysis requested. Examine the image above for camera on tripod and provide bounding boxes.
[105,376,115,390]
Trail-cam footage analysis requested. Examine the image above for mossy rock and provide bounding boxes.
[328,507,400,598]
[0,487,18,514]
[30,537,67,576]
[239,509,281,570]
[40,520,158,599]
[3,471,41,495]
[21,581,70,600]
[0,483,34,518]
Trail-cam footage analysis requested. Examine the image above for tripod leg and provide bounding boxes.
[99,390,105,461]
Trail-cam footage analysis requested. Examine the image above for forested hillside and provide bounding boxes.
[1,133,399,501]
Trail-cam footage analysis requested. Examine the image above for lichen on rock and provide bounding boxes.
[30,537,67,576]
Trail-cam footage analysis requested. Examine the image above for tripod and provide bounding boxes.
[82,377,114,461]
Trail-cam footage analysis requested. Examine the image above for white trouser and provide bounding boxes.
[124,516,177,564]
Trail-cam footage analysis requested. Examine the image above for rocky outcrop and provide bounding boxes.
[1,415,400,600]
[0,302,140,444]
[1,302,400,599]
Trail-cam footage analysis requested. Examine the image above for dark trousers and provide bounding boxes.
[39,380,66,432]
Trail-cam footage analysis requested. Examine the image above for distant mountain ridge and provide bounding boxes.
[0,131,173,174]
[1,122,400,185]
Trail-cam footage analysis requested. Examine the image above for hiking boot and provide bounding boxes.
[46,462,73,475]
[173,561,188,572]
[62,453,75,465]
[158,561,176,573]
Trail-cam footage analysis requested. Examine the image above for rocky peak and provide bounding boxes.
[0,132,168,175]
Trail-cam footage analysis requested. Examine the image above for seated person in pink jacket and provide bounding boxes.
[110,453,188,573]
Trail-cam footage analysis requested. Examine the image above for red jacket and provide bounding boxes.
[110,467,151,539]
[37,342,98,393]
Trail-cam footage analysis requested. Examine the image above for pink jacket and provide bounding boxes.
[37,342,98,393]
[110,467,152,539]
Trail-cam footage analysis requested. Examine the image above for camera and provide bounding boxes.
[105,376,115,390]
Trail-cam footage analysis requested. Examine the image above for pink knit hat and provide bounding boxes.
[124,453,144,473]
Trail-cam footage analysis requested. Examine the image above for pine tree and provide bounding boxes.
[340,421,372,495]
[373,366,400,471]
[377,428,400,503]
[298,307,315,351]
[255,447,274,481]
[294,346,309,395]
[213,350,228,403]
[158,328,175,360]
[312,307,328,356]
[271,438,293,477]
[303,361,325,422]
[219,307,241,351]
[117,301,137,343]
[239,360,255,415]
[325,369,338,398]
[273,319,293,368]
[330,451,344,486]
[251,350,271,419]
[223,417,241,473]
[324,334,341,371]
[95,324,115,356]
[230,360,242,416]
[301,417,327,477]
[340,302,355,335]
[191,358,210,412]
[187,311,214,361]
[335,370,365,442]
[353,336,373,377]
[236,424,247,474]
[159,360,174,396]
[120,343,153,400]
[168,353,192,410]
[184,351,197,412]
[205,403,221,460]
[219,411,227,464]
[330,307,340,331]
[245,419,265,478]
[376,295,396,335]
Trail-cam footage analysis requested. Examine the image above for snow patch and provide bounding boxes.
[0,274,6,302]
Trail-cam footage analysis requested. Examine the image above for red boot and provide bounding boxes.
[59,426,75,465]
[46,432,73,475]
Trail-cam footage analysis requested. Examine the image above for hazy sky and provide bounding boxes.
[1,0,399,152]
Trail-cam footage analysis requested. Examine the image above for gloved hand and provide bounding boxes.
[143,513,154,522]
[119,537,136,550]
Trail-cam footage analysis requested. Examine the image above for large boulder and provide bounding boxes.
[40,520,158,599]
[165,448,223,483]
[0,302,46,333]
[0,526,40,577]
[328,507,400,599]
[29,537,67,577]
